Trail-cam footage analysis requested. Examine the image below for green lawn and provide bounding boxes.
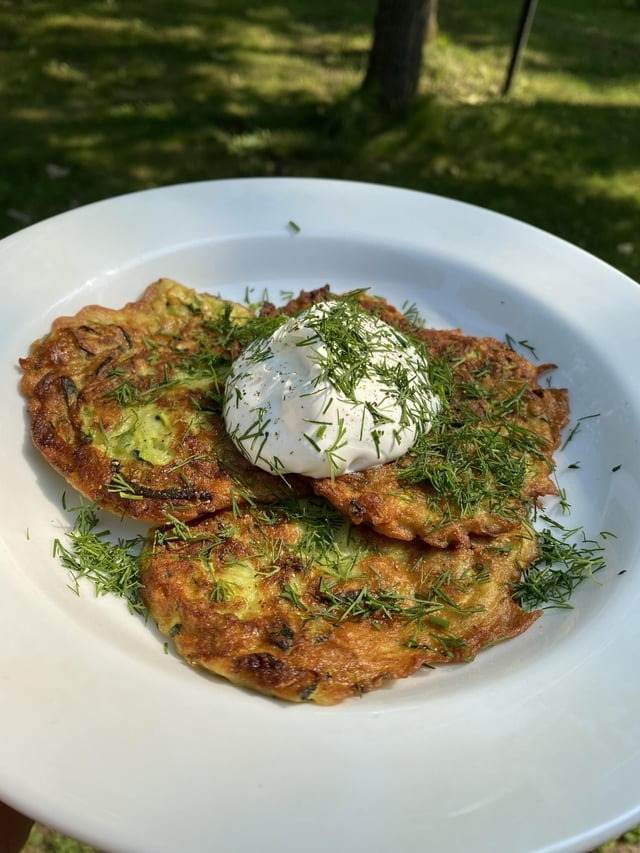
[3,0,640,850]
[2,0,640,280]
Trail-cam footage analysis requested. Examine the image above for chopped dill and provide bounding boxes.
[288,219,301,233]
[53,499,145,614]
[153,513,230,550]
[433,632,467,657]
[427,614,450,629]
[399,364,545,519]
[203,303,286,354]
[107,379,138,406]
[504,333,538,360]
[165,453,208,473]
[392,331,554,521]
[281,580,304,609]
[303,432,321,452]
[316,578,405,622]
[561,413,601,450]
[107,472,143,501]
[553,475,571,514]
[561,422,581,449]
[258,497,345,570]
[513,523,607,610]
[517,339,538,359]
[210,577,239,603]
[324,415,348,479]
[401,300,425,328]
[612,464,621,472]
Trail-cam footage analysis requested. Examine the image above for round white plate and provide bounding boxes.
[1,179,639,853]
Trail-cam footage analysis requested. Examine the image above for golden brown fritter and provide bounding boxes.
[285,288,569,548]
[141,501,539,704]
[20,279,303,522]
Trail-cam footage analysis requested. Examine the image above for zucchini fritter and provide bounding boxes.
[285,288,569,548]
[141,502,539,704]
[20,279,302,522]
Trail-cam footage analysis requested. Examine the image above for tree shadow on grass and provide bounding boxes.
[1,0,639,280]
[440,0,640,85]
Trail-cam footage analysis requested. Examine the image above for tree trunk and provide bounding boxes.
[426,0,439,43]
[363,0,435,110]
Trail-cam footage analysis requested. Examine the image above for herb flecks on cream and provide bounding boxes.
[223,300,440,478]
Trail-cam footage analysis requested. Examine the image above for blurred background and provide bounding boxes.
[2,0,639,849]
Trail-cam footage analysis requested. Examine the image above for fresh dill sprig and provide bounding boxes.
[266,499,479,635]
[107,472,143,501]
[296,300,433,415]
[107,379,138,406]
[203,304,286,354]
[165,453,208,473]
[505,333,538,360]
[553,474,571,515]
[324,415,348,479]
[281,579,304,608]
[561,413,600,450]
[316,577,405,622]
[432,632,467,657]
[175,304,286,388]
[210,578,239,603]
[53,500,145,614]
[401,300,425,328]
[259,497,345,569]
[513,524,607,610]
[397,348,546,520]
[152,514,231,550]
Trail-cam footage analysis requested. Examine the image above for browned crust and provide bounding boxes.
[141,510,539,704]
[19,279,305,522]
[21,281,568,542]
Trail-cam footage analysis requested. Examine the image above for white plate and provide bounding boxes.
[1,179,639,853]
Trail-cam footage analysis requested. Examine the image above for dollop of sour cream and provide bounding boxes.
[223,300,439,478]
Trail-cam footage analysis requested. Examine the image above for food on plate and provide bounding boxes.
[223,298,440,478]
[141,500,538,704]
[313,327,568,547]
[22,278,601,704]
[19,279,304,522]
[284,287,569,548]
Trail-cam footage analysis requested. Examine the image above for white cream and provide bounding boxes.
[223,301,439,478]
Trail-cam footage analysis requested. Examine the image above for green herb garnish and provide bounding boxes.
[561,413,600,450]
[513,522,606,610]
[53,500,145,614]
[107,472,143,501]
[398,350,545,520]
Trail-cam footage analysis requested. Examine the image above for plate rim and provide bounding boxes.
[1,176,639,853]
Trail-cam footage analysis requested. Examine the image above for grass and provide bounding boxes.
[22,826,93,853]
[1,0,640,280]
[2,1,640,850]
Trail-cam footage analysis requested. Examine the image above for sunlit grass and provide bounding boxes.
[1,0,638,278]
